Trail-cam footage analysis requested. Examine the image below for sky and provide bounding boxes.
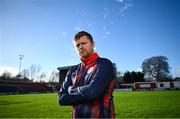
[0,0,180,80]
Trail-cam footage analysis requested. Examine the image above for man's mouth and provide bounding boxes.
[79,49,85,55]
[79,51,84,55]
[79,49,85,53]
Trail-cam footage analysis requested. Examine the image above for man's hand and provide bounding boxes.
[68,86,80,95]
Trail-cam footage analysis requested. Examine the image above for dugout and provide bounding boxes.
[57,65,74,88]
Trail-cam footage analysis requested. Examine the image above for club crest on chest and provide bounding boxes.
[87,67,94,74]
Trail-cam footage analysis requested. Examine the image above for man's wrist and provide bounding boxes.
[68,86,80,95]
[68,86,73,94]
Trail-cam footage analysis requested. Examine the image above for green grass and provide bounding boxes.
[114,91,180,118]
[0,91,180,118]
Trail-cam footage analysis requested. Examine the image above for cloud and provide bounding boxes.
[110,21,114,25]
[103,36,107,39]
[0,66,19,76]
[116,0,124,3]
[102,26,107,31]
[105,31,111,35]
[101,0,133,21]
[75,27,81,31]
[115,0,133,16]
[119,3,133,15]
[120,1,133,13]
[102,8,109,19]
[87,23,93,27]
[137,68,142,72]
[61,32,68,36]
[75,9,87,16]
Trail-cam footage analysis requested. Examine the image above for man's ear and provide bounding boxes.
[92,42,95,48]
[92,42,96,52]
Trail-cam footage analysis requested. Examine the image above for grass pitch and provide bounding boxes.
[0,91,180,118]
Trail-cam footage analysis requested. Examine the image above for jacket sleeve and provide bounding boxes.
[58,67,85,106]
[74,59,114,101]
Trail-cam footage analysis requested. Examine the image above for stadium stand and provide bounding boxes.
[0,80,51,94]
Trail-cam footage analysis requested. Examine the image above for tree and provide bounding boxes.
[123,71,145,83]
[123,71,132,83]
[142,56,170,81]
[113,63,123,88]
[39,72,47,82]
[174,77,180,81]
[115,71,124,88]
[22,69,29,79]
[136,71,145,82]
[131,71,138,82]
[29,64,41,81]
[49,71,57,83]
[0,72,12,80]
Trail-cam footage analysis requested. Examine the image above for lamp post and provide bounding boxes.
[18,54,24,77]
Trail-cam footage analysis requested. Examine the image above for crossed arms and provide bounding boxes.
[58,60,114,106]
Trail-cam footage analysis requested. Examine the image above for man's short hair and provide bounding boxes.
[74,31,94,43]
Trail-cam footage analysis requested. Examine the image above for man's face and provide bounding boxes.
[74,35,94,59]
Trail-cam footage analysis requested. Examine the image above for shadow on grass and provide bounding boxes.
[0,101,30,105]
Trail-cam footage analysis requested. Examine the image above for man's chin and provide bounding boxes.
[80,54,88,59]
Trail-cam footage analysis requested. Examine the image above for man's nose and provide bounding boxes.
[78,44,83,50]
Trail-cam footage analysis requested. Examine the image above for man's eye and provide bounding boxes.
[76,44,80,48]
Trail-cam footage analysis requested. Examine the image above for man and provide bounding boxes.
[58,31,115,118]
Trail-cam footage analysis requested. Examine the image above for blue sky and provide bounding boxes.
[0,0,180,79]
